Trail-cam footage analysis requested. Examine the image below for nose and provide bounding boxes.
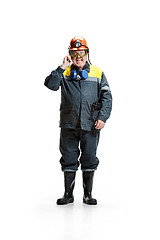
[76,54,81,59]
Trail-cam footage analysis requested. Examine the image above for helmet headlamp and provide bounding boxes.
[75,40,82,48]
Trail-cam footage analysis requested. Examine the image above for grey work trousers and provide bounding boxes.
[59,128,100,172]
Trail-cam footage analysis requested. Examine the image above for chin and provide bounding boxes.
[74,62,85,68]
[77,64,84,68]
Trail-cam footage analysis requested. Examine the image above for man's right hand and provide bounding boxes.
[60,55,72,70]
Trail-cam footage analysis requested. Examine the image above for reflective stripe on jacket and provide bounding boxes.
[44,62,112,131]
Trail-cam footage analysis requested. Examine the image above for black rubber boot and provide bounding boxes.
[57,171,76,205]
[83,171,97,205]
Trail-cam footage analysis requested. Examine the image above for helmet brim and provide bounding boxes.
[68,47,88,51]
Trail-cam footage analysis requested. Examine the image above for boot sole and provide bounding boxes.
[57,198,74,205]
[83,198,97,205]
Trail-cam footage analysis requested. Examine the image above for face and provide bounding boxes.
[70,50,88,69]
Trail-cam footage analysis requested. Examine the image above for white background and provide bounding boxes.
[0,0,160,239]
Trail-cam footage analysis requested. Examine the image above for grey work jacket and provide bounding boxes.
[44,62,112,131]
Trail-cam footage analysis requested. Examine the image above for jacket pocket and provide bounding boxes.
[60,105,74,124]
[89,109,100,121]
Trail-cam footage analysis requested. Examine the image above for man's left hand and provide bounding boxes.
[95,120,105,129]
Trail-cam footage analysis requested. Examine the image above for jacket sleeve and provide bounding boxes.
[97,72,112,122]
[44,66,65,91]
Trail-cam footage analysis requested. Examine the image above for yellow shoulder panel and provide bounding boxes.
[88,65,103,79]
[63,66,71,76]
[63,65,102,78]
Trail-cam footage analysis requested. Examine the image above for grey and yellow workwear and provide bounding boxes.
[44,62,112,171]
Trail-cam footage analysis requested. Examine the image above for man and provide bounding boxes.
[44,36,112,205]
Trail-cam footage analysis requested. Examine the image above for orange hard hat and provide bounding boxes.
[68,36,88,51]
